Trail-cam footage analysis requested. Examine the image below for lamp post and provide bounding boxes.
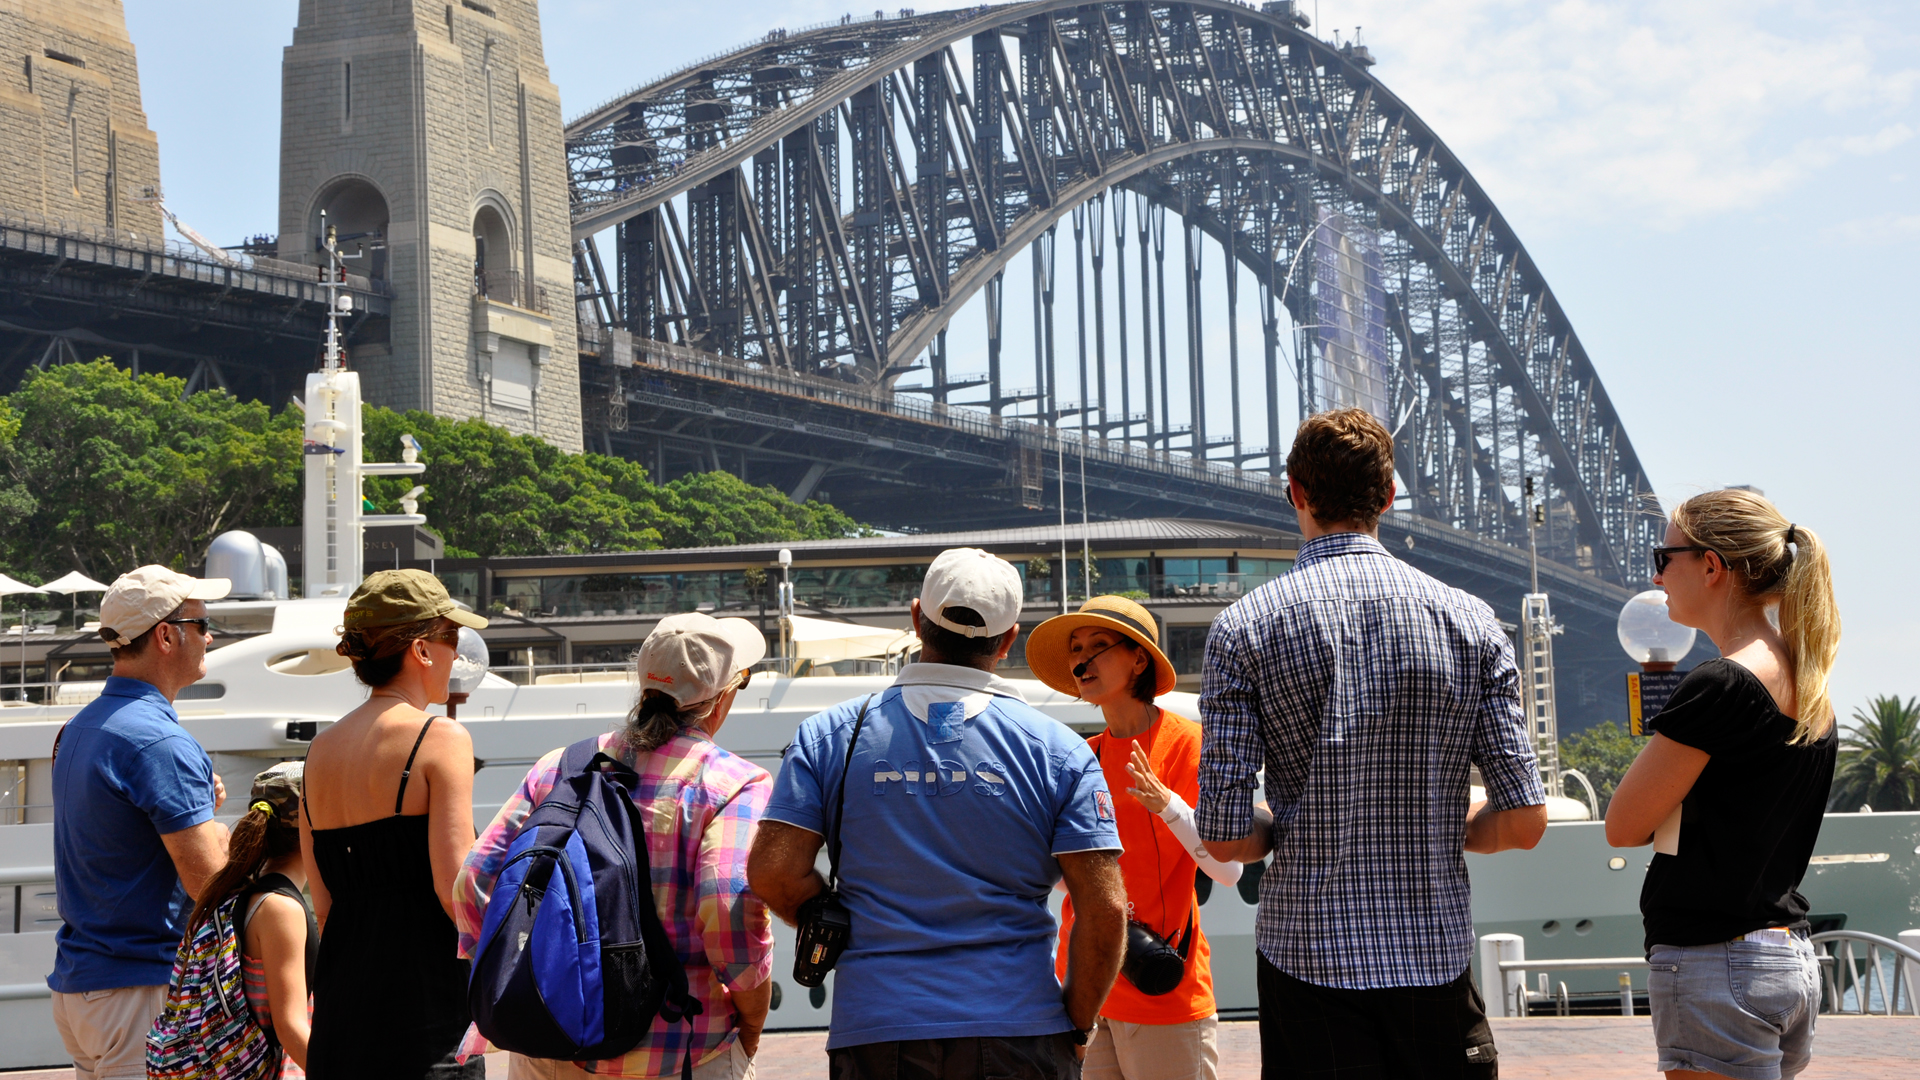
[443,626,490,719]
[1518,477,1564,797]
[777,548,793,671]
[1618,590,1696,735]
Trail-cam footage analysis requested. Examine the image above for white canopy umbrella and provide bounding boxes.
[41,571,110,594]
[0,574,47,700]
[41,570,111,636]
[786,615,917,663]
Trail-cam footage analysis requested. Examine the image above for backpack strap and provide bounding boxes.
[824,695,876,894]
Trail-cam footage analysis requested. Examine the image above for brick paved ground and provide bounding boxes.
[7,1017,1914,1078]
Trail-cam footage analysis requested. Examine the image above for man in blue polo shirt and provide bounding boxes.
[750,547,1127,1080]
[49,565,233,1080]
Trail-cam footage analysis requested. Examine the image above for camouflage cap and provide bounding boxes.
[248,761,304,825]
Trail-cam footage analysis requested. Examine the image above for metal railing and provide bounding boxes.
[583,331,1291,496]
[1490,931,1920,1018]
[475,268,549,314]
[0,209,390,299]
[1496,956,1647,1017]
[1813,931,1920,1015]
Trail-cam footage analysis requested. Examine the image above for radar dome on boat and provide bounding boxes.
[206,530,283,600]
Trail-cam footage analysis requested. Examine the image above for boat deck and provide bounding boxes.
[5,1017,1915,1078]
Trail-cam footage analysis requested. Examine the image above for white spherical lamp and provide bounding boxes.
[447,625,492,696]
[1617,590,1696,666]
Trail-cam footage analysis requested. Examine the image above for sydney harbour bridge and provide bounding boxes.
[562,3,1661,674]
[0,1,1667,724]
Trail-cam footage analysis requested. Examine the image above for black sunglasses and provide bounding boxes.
[1651,545,1716,575]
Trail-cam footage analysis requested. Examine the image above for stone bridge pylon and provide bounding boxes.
[278,0,581,448]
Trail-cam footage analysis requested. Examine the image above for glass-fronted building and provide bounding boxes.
[430,518,1298,689]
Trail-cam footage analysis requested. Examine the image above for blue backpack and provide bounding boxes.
[469,738,702,1069]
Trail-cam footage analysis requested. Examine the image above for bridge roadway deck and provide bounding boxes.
[7,1017,1915,1078]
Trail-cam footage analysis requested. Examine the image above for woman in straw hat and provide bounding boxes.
[1027,596,1243,1080]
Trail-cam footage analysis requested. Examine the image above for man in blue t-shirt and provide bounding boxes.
[751,548,1126,1079]
[50,566,233,1080]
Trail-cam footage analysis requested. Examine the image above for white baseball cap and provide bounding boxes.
[637,613,768,705]
[98,566,232,647]
[919,547,1024,638]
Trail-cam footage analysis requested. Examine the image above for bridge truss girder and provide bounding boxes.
[567,1,1661,588]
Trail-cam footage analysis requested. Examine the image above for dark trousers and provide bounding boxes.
[1257,953,1498,1080]
[829,1033,1082,1080]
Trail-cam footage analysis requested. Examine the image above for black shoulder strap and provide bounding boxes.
[825,695,876,893]
[394,716,436,814]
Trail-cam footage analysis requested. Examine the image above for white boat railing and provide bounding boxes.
[1488,930,1920,1018]
[1812,930,1920,1016]
[1496,956,1646,1017]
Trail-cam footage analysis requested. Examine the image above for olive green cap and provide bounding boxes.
[343,569,488,632]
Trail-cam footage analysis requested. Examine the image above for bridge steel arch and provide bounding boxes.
[565,1,1661,589]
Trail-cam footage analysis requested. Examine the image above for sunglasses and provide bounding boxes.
[163,616,212,633]
[1651,545,1716,576]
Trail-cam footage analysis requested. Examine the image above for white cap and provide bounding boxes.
[98,566,232,647]
[919,548,1023,638]
[637,613,768,705]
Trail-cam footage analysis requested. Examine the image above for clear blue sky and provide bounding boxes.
[124,1,1920,724]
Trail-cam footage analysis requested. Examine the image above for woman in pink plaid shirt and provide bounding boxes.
[453,614,776,1079]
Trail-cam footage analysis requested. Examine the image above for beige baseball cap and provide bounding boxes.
[98,566,232,647]
[919,547,1024,638]
[637,612,767,705]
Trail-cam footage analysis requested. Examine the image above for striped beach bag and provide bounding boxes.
[146,892,280,1080]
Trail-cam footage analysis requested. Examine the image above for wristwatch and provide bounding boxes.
[1068,1024,1097,1047]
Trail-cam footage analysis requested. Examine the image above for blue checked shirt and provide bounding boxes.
[1196,532,1544,989]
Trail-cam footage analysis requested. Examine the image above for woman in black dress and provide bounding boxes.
[1606,489,1840,1080]
[300,570,490,1078]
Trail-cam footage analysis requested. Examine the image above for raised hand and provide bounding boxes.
[1124,743,1171,815]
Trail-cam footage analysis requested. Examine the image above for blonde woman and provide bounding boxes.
[1606,489,1841,1080]
[1026,596,1242,1080]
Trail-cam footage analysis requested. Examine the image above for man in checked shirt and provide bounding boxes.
[1196,408,1549,1080]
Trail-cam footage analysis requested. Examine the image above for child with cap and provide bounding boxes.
[1026,596,1241,1080]
[181,762,318,1077]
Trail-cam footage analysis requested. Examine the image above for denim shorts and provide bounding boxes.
[1647,934,1820,1079]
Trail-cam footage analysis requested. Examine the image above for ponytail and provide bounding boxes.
[1672,489,1841,744]
[185,801,302,930]
[1777,524,1839,743]
[623,678,742,752]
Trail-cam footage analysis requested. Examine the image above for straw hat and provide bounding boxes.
[1025,595,1175,699]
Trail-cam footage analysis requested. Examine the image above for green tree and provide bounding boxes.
[1558,720,1644,814]
[0,361,300,578]
[1829,696,1920,812]
[357,409,673,557]
[354,410,867,557]
[0,361,867,579]
[656,470,870,549]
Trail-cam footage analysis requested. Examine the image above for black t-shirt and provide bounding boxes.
[1639,659,1837,951]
